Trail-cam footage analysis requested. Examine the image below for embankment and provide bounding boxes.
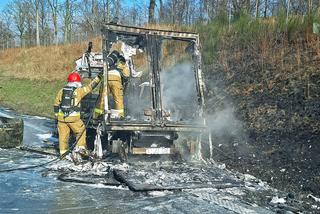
[200,16,320,197]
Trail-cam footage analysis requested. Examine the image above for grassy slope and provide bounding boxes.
[0,75,64,117]
[198,16,320,197]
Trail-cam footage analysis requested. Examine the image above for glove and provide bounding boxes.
[97,72,103,80]
[90,73,103,89]
[54,105,59,116]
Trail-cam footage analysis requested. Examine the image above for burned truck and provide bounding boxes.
[77,23,207,159]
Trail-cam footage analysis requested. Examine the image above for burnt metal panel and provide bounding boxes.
[193,38,206,118]
[104,122,206,132]
[102,23,199,40]
[146,35,163,122]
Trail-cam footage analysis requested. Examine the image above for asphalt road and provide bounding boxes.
[0,108,311,213]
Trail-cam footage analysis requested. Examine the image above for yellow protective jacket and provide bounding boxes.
[54,75,102,122]
[108,61,130,81]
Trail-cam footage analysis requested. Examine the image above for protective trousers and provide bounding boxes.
[109,79,124,116]
[95,75,124,117]
[57,118,86,156]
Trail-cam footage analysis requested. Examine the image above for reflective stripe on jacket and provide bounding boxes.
[54,76,101,121]
[108,62,130,81]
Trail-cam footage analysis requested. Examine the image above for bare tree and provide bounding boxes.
[149,0,156,23]
[0,19,14,49]
[32,0,40,46]
[263,0,268,17]
[25,1,35,47]
[7,0,28,47]
[159,0,164,21]
[2,0,319,49]
[62,0,74,44]
[48,0,59,45]
[102,0,111,23]
[78,0,104,36]
[39,0,52,46]
[255,0,260,18]
[115,0,121,19]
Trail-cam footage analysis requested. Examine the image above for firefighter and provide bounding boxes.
[54,72,102,157]
[94,50,130,119]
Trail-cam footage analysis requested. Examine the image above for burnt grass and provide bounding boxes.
[203,41,320,200]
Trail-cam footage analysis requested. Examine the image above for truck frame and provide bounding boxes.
[79,23,207,159]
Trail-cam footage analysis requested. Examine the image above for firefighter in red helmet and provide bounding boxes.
[54,71,102,158]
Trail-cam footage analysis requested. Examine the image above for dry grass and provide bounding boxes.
[0,38,101,81]
[144,23,194,33]
[0,24,191,82]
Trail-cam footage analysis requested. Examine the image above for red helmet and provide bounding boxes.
[67,72,81,82]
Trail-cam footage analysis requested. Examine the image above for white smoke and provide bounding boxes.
[161,63,198,122]
[206,107,243,137]
[203,67,249,160]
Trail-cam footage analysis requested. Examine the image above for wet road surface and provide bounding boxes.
[0,108,311,213]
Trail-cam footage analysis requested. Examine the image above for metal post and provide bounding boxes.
[194,38,206,117]
[102,30,110,123]
[146,35,163,122]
